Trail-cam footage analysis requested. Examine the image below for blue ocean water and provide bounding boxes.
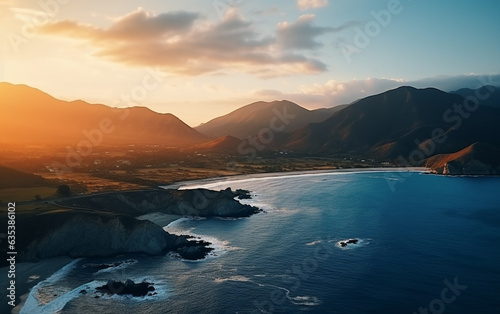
[23,171,500,313]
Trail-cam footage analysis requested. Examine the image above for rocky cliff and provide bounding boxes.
[3,188,259,265]
[20,213,175,260]
[56,188,259,217]
[15,212,199,263]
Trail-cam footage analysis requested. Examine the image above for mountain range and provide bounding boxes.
[1,82,499,174]
[195,100,347,139]
[451,86,500,108]
[280,86,500,158]
[0,82,207,146]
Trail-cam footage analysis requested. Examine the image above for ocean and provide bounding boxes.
[21,171,500,313]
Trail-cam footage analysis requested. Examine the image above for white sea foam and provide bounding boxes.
[22,276,168,314]
[214,275,252,283]
[164,218,241,261]
[289,295,322,306]
[27,275,40,282]
[305,240,322,246]
[42,258,82,284]
[92,259,138,275]
[333,238,372,250]
[21,259,83,314]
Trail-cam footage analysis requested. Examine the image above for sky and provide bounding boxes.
[1,0,500,126]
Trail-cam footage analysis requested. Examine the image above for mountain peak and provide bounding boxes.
[195,99,344,139]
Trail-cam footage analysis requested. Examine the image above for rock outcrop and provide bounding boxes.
[56,188,259,217]
[8,188,260,265]
[96,279,155,297]
[339,239,359,247]
[19,213,180,261]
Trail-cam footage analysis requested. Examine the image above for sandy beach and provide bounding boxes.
[163,167,429,190]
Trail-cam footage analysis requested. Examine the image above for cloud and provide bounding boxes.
[297,0,329,11]
[40,8,340,77]
[253,6,282,16]
[277,14,357,50]
[254,74,500,109]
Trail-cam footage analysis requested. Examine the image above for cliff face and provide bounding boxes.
[6,188,259,264]
[442,160,498,175]
[19,213,182,261]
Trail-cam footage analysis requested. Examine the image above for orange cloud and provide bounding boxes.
[40,8,342,77]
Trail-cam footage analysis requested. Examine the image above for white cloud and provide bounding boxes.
[297,0,329,11]
[254,74,500,109]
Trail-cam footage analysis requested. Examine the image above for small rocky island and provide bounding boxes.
[339,239,359,247]
[95,279,156,297]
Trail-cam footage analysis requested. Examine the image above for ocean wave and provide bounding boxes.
[289,295,321,306]
[86,259,138,275]
[22,276,168,314]
[305,240,322,246]
[41,258,82,285]
[214,275,252,283]
[215,274,321,308]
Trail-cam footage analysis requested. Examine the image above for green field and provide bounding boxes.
[0,186,57,203]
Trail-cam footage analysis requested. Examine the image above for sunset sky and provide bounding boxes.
[1,0,500,126]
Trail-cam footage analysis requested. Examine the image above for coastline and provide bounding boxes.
[136,212,184,227]
[162,167,429,190]
[1,256,74,314]
[5,167,427,313]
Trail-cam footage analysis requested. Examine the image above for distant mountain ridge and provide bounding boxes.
[2,82,499,174]
[278,86,500,173]
[195,100,347,139]
[0,82,207,146]
[451,86,500,108]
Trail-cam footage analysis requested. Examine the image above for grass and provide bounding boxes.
[0,186,57,203]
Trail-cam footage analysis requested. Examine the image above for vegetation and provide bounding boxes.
[57,184,71,197]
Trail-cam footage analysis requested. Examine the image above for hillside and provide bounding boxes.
[426,142,500,175]
[451,86,500,108]
[0,165,52,189]
[190,135,242,153]
[281,86,500,164]
[195,100,346,139]
[0,82,207,146]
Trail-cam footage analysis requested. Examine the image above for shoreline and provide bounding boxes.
[0,256,74,314]
[3,167,426,313]
[136,212,184,227]
[162,167,429,190]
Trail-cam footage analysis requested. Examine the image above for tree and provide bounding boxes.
[57,184,71,197]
